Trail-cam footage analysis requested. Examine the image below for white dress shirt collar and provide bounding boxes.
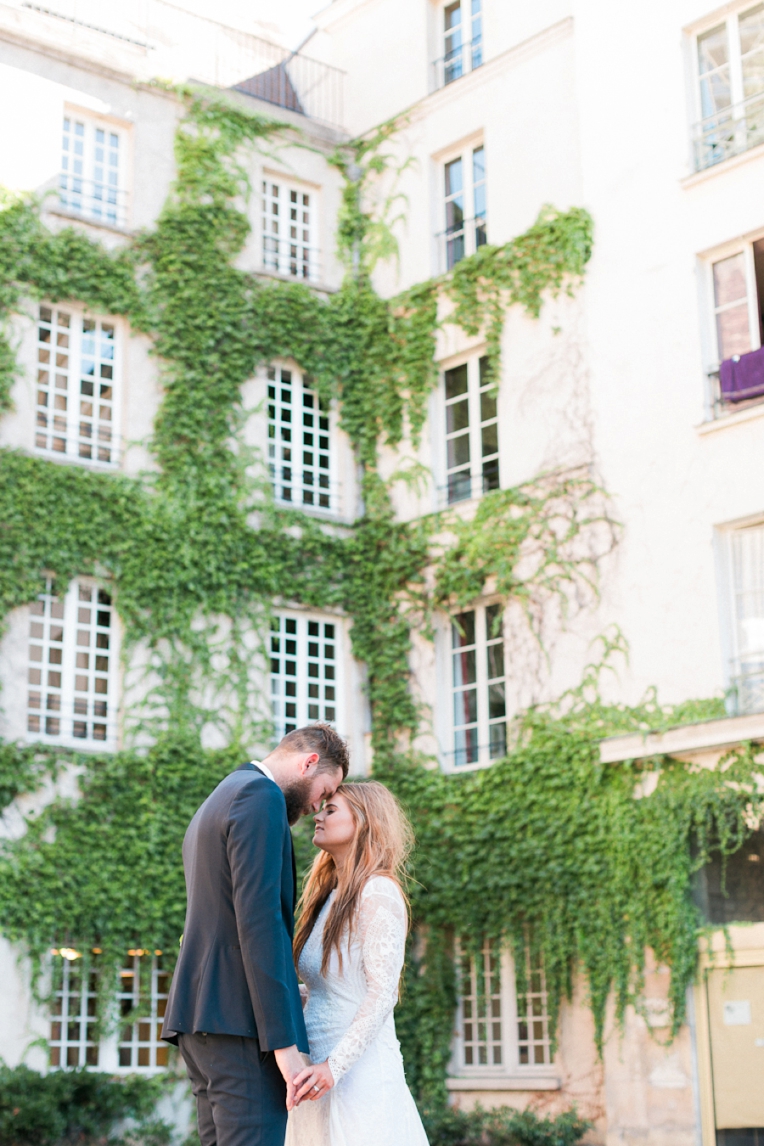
[251,759,276,784]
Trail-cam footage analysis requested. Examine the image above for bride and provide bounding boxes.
[285,781,429,1146]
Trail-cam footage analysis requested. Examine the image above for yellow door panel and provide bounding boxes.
[707,966,764,1128]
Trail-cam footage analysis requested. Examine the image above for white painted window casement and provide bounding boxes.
[49,951,100,1068]
[60,113,129,227]
[268,365,335,513]
[437,0,483,88]
[261,179,317,281]
[270,612,343,739]
[704,237,764,414]
[49,949,169,1072]
[710,242,764,363]
[35,304,121,466]
[724,522,764,714]
[692,4,764,170]
[443,355,499,505]
[27,578,119,748]
[117,952,170,1069]
[450,603,506,768]
[453,940,553,1078]
[442,144,487,271]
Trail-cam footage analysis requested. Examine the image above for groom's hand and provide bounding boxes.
[274,1045,307,1110]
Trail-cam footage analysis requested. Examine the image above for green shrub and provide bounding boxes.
[0,1063,169,1146]
[420,1104,590,1146]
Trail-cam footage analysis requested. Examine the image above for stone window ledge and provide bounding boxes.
[446,1074,561,1091]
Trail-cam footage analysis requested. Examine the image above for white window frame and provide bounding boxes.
[115,951,171,1071]
[270,611,345,741]
[34,303,122,467]
[261,175,319,282]
[49,950,101,1069]
[436,0,483,88]
[707,236,764,367]
[439,142,487,273]
[48,949,170,1074]
[60,108,130,228]
[440,353,499,506]
[27,577,120,750]
[690,3,764,170]
[444,601,507,771]
[267,363,338,515]
[720,520,764,716]
[451,939,556,1081]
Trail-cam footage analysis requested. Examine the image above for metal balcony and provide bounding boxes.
[232,40,345,131]
[693,90,764,171]
[431,38,484,91]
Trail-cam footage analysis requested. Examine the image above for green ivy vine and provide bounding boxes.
[0,88,758,1116]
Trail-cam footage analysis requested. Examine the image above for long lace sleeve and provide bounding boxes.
[326,877,406,1084]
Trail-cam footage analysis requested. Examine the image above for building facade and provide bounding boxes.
[0,1,763,1143]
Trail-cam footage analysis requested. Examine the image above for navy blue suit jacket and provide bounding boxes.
[162,763,309,1053]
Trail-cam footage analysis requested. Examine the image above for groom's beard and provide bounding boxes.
[282,776,315,826]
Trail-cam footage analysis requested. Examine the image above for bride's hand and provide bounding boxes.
[293,1059,335,1104]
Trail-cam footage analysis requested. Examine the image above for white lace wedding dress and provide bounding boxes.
[285,875,429,1146]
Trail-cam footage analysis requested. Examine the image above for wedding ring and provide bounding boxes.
[312,1084,320,1093]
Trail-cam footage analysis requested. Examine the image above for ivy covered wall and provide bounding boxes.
[0,90,760,1110]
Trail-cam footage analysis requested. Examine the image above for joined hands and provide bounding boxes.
[274,1046,335,1110]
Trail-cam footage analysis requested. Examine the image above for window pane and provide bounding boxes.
[454,726,479,766]
[713,253,748,306]
[481,422,498,457]
[485,602,502,634]
[445,364,469,400]
[452,611,476,648]
[730,525,764,713]
[741,3,764,47]
[698,22,729,74]
[487,642,504,680]
[445,1,461,32]
[453,648,477,688]
[489,722,506,759]
[488,681,506,719]
[480,390,497,421]
[445,157,463,198]
[717,304,752,360]
[454,687,478,725]
[447,433,471,470]
[698,24,731,118]
[446,397,470,434]
[448,471,472,503]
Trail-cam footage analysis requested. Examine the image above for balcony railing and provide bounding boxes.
[708,346,764,419]
[728,666,764,716]
[261,237,322,284]
[57,177,129,229]
[436,215,488,273]
[439,464,500,509]
[431,38,483,91]
[693,90,764,172]
[232,42,345,130]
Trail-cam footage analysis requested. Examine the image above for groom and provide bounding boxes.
[162,724,349,1146]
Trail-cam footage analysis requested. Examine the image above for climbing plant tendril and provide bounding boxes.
[0,89,759,1114]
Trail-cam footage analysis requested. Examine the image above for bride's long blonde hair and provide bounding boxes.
[293,781,414,975]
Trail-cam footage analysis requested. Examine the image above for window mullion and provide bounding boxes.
[61,582,78,742]
[728,14,745,108]
[744,243,762,350]
[475,606,488,766]
[468,359,481,498]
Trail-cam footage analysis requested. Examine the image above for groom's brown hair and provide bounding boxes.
[277,723,350,779]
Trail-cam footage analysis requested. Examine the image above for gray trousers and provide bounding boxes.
[178,1032,287,1146]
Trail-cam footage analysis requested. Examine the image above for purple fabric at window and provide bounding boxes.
[720,345,764,402]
